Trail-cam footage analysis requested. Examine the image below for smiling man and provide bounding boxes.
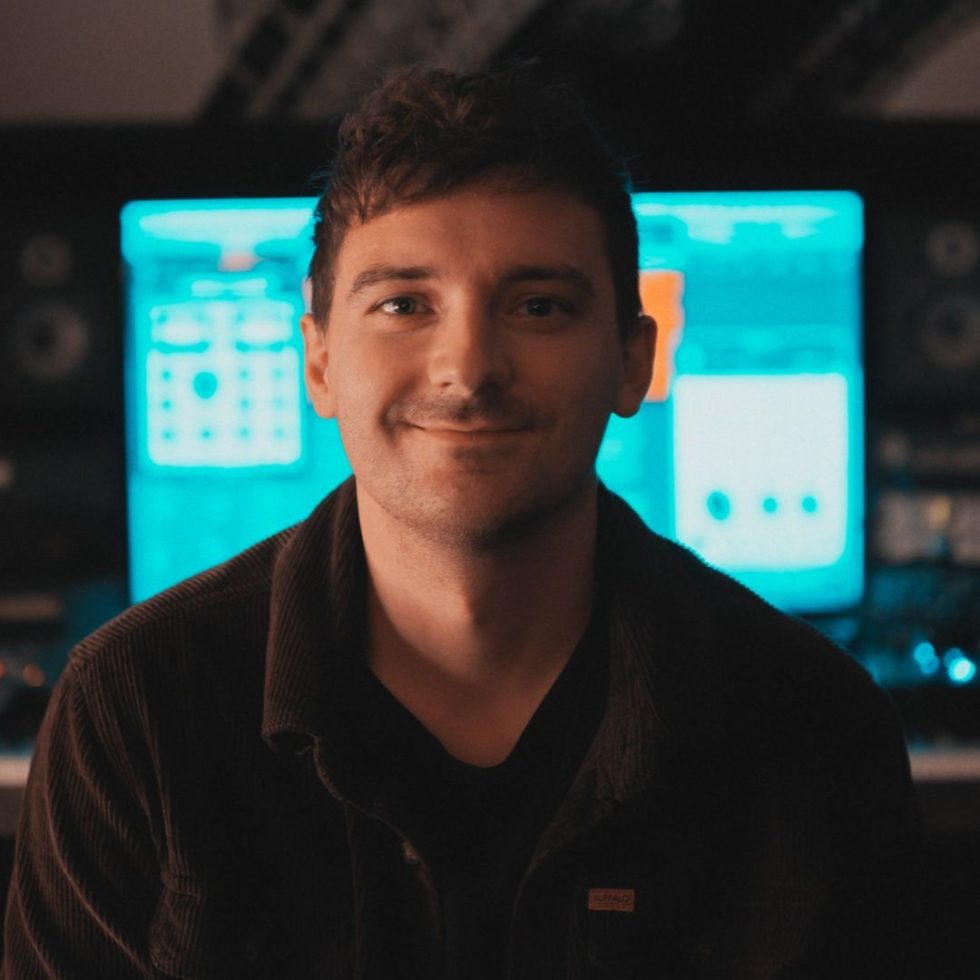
[5,67,924,978]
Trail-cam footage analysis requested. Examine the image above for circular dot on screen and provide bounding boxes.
[802,495,819,514]
[706,491,731,521]
[762,496,779,514]
[193,371,219,399]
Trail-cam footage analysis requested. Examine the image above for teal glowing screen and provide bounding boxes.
[122,191,863,611]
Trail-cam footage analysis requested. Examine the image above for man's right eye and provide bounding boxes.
[376,296,418,315]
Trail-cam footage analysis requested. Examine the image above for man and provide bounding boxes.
[4,67,923,978]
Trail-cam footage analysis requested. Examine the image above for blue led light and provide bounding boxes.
[912,641,940,676]
[943,648,977,685]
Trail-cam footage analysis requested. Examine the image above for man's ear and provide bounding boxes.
[300,313,336,419]
[614,313,656,418]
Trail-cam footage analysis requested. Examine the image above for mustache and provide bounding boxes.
[388,392,537,429]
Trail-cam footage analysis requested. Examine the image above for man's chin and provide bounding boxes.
[380,477,597,552]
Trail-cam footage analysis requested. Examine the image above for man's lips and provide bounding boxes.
[409,424,528,440]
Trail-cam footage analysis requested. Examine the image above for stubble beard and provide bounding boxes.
[346,389,604,553]
[363,452,599,555]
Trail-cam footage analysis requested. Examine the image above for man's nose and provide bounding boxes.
[427,307,513,393]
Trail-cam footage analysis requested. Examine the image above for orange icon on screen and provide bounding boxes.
[639,270,685,402]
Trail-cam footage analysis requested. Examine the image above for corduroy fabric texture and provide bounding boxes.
[3,480,925,978]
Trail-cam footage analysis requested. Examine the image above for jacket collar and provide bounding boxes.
[261,477,366,755]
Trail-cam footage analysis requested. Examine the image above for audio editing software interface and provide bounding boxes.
[122,192,864,613]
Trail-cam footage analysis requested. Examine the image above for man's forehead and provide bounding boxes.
[333,186,610,279]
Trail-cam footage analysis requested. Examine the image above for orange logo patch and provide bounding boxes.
[587,888,635,913]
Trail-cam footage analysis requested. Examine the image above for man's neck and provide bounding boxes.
[355,484,598,764]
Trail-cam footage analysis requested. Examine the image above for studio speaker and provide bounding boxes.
[871,213,980,410]
[0,205,124,585]
[0,207,120,427]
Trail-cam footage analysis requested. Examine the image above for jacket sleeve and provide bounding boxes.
[796,679,929,980]
[3,657,160,978]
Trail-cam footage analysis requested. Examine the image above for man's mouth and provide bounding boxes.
[412,424,528,440]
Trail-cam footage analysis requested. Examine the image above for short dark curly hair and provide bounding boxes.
[308,65,640,337]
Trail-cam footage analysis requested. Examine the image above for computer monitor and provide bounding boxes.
[121,190,864,612]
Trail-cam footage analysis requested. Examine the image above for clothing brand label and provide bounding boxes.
[587,888,635,912]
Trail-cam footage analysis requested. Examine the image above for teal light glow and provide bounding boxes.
[122,199,315,254]
[633,192,863,253]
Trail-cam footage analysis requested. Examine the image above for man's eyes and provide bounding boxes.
[367,294,575,320]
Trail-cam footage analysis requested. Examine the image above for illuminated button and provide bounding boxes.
[706,491,731,521]
[192,370,219,399]
[801,495,818,514]
[762,496,779,514]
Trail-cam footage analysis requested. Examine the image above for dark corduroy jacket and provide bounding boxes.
[4,481,924,978]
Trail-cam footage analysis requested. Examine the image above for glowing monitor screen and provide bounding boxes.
[122,191,864,611]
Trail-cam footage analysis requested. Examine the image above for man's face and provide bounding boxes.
[301,182,653,547]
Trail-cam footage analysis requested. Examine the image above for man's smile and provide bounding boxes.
[408,424,531,447]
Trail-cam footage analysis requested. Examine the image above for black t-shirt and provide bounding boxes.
[361,610,608,979]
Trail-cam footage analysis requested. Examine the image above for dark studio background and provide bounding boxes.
[2,0,980,973]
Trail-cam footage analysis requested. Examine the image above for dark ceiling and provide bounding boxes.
[201,0,977,136]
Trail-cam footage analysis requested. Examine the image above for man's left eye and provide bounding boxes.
[520,297,563,317]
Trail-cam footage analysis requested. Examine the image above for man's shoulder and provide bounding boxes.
[604,493,906,783]
[70,524,296,680]
[602,488,877,698]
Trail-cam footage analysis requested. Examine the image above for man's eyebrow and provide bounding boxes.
[345,262,595,301]
[347,265,436,299]
[500,264,595,293]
